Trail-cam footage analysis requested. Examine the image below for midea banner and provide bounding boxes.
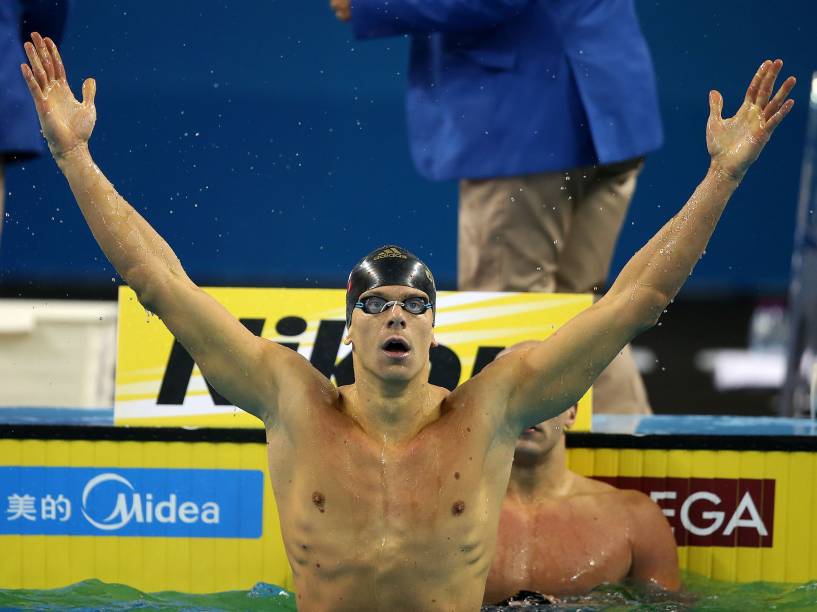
[0,467,264,538]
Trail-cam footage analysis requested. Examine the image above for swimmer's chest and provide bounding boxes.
[492,499,634,594]
[268,399,507,538]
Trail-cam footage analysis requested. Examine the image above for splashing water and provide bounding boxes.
[483,574,817,611]
[1,574,816,610]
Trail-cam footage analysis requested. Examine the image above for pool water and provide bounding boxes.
[0,580,296,611]
[1,574,816,611]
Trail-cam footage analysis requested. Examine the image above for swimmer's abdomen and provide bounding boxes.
[264,402,506,610]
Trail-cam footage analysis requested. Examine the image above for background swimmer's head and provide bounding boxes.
[494,341,578,464]
[345,245,436,330]
[513,406,577,464]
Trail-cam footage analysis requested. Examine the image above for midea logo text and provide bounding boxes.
[81,472,220,531]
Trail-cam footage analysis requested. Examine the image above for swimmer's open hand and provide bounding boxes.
[20,32,96,162]
[707,59,795,181]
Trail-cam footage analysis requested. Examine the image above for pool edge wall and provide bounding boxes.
[1,426,815,591]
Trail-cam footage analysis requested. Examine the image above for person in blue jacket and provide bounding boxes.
[331,0,662,413]
[0,0,70,243]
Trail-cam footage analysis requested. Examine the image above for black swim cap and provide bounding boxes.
[346,245,436,328]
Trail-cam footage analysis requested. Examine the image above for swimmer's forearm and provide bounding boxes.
[608,163,740,324]
[56,145,187,292]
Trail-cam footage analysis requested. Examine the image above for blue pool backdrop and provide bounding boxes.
[2,1,816,294]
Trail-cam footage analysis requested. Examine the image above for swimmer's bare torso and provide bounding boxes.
[263,358,521,611]
[485,477,679,602]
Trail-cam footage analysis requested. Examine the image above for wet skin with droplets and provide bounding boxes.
[262,374,525,612]
[485,481,643,602]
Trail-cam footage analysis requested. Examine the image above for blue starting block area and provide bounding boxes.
[0,408,815,438]
[593,414,817,437]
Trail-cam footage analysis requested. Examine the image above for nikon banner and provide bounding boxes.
[115,288,593,430]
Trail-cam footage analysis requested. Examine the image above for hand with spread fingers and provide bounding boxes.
[20,32,96,161]
[707,59,796,181]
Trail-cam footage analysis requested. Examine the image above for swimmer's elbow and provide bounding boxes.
[127,265,190,316]
[610,286,669,334]
[635,294,667,332]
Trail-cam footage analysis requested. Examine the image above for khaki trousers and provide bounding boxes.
[458,158,651,414]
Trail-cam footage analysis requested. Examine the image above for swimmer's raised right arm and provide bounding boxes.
[20,33,332,423]
[481,59,795,433]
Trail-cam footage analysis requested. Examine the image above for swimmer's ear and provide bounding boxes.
[431,334,438,348]
[343,335,352,346]
[563,405,578,430]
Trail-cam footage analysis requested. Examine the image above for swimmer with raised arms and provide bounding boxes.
[21,33,793,611]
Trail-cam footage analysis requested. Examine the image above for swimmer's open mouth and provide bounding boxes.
[382,337,411,358]
[523,425,543,434]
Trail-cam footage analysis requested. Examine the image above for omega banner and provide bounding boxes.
[567,444,817,584]
[114,287,594,430]
[596,476,775,548]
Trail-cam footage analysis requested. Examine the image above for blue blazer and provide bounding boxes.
[0,0,71,160]
[351,0,663,181]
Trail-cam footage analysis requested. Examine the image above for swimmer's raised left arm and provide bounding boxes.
[481,59,795,434]
[20,33,334,425]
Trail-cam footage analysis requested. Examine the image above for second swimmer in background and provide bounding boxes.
[484,343,679,606]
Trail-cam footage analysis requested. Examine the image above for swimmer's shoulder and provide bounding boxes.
[248,343,338,427]
[570,474,648,506]
[613,488,677,560]
[565,477,672,545]
[265,346,338,405]
[575,477,655,508]
[569,472,617,496]
[570,477,659,522]
[600,486,669,532]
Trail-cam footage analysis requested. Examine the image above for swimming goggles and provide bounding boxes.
[355,296,433,316]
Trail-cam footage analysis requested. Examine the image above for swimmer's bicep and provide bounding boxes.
[503,295,640,427]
